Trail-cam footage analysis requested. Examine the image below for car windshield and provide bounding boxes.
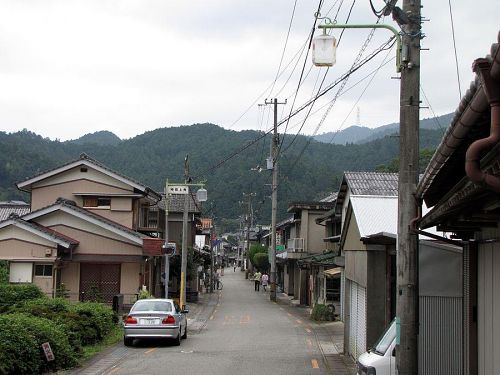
[372,320,396,355]
[131,300,172,312]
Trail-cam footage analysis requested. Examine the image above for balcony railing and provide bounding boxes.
[287,238,305,252]
[139,208,159,229]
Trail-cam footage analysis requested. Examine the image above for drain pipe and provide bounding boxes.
[465,58,500,192]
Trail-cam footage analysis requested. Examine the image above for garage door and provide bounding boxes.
[80,263,120,303]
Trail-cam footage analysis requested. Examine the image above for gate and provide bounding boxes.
[80,263,120,303]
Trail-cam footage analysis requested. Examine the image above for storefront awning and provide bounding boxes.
[323,267,342,277]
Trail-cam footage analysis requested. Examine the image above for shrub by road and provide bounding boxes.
[0,284,117,374]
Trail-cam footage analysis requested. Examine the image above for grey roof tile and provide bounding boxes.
[344,171,398,196]
[0,202,30,222]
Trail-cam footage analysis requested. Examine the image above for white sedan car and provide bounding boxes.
[123,298,188,346]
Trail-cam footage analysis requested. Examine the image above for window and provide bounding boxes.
[35,264,53,277]
[83,196,111,208]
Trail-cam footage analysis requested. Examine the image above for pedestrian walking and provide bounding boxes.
[261,272,269,292]
[254,270,262,291]
[233,261,236,272]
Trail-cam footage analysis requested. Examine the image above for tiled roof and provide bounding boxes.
[298,252,337,266]
[320,192,338,202]
[0,201,30,222]
[344,171,398,196]
[156,193,201,213]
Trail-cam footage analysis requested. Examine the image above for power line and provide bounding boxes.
[195,37,394,179]
[268,0,299,98]
[447,0,462,100]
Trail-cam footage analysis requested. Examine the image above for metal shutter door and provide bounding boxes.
[349,280,358,357]
[356,285,367,358]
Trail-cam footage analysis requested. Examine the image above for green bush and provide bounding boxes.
[0,315,39,374]
[0,260,8,284]
[0,313,78,374]
[253,252,269,271]
[0,284,45,312]
[310,304,332,321]
[69,302,116,345]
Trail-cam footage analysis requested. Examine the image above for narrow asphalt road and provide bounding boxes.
[82,269,331,375]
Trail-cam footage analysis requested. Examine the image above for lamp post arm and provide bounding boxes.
[318,23,402,72]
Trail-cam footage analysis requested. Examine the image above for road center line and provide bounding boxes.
[145,348,157,355]
[305,328,312,333]
[105,367,120,375]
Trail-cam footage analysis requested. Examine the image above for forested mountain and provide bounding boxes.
[69,131,122,146]
[0,124,444,227]
[314,113,452,145]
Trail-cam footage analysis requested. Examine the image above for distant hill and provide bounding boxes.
[0,124,444,224]
[69,131,121,146]
[314,113,453,145]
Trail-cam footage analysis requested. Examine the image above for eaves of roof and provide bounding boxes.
[417,36,500,207]
[0,215,79,248]
[22,198,144,245]
[16,153,162,202]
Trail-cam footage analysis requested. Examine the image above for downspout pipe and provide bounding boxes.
[465,57,500,193]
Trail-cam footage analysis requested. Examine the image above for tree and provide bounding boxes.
[253,253,269,272]
[248,244,267,266]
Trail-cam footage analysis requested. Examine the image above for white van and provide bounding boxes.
[356,319,396,375]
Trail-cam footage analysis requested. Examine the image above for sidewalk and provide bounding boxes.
[275,293,357,375]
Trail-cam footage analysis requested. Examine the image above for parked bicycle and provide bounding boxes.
[203,276,223,291]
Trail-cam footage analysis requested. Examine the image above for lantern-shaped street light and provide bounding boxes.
[312,29,337,67]
[196,188,208,202]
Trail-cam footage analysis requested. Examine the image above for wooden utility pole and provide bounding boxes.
[265,98,286,302]
[396,1,421,374]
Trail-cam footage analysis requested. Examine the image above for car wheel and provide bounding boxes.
[173,329,181,346]
[124,336,133,347]
[181,324,187,339]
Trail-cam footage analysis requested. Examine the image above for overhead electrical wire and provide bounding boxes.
[420,85,446,135]
[194,37,395,179]
[268,0,299,98]
[447,0,462,100]
[328,43,395,144]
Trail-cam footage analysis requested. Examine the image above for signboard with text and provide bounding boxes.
[42,342,55,362]
[167,185,188,194]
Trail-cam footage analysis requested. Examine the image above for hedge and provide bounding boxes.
[0,284,45,309]
[0,313,78,374]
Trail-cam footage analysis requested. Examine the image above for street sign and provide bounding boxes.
[162,242,177,255]
[276,245,286,253]
[167,185,189,194]
[42,342,55,362]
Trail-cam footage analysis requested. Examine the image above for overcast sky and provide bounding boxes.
[0,1,498,141]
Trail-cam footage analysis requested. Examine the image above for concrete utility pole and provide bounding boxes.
[242,192,255,276]
[396,1,421,374]
[180,155,190,309]
[264,98,286,302]
[209,214,215,294]
[163,179,170,298]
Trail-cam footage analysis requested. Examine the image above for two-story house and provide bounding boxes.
[0,153,201,303]
[276,200,335,305]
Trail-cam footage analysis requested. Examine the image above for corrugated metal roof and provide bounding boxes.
[350,195,441,238]
[351,196,398,237]
[345,172,398,196]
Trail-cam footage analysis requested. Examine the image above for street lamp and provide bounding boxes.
[312,6,421,373]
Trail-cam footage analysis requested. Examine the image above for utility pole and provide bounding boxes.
[163,179,170,298]
[265,98,286,302]
[209,213,215,293]
[180,155,190,310]
[396,1,421,374]
[242,192,256,276]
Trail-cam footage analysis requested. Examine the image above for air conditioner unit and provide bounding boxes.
[45,249,52,257]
